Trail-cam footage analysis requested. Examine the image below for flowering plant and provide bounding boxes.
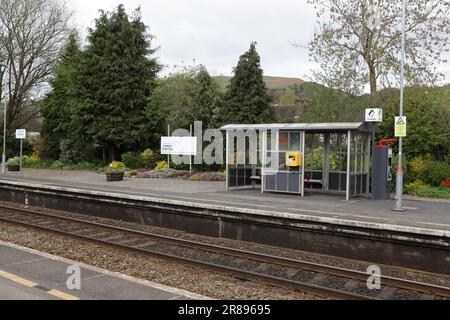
[441,179,450,188]
[106,161,125,173]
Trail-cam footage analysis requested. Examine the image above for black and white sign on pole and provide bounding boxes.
[365,108,383,122]
[15,129,26,172]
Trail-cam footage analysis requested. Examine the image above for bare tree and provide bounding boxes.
[308,0,450,98]
[0,0,72,132]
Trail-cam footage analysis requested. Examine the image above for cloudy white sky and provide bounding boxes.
[71,0,449,84]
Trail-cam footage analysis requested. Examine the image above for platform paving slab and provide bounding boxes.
[0,241,208,300]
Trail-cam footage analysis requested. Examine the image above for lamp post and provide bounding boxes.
[394,0,406,211]
[0,63,8,174]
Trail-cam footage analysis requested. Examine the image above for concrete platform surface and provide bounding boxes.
[0,241,207,300]
[1,170,450,237]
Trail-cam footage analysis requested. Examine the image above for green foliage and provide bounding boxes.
[121,152,142,169]
[419,161,450,186]
[404,180,431,193]
[405,179,450,199]
[216,42,275,126]
[41,32,82,159]
[140,149,158,168]
[379,88,450,160]
[408,154,433,182]
[150,65,220,129]
[301,83,366,122]
[59,139,92,165]
[413,187,450,199]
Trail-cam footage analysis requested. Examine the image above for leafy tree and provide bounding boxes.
[307,0,450,98]
[0,0,72,133]
[73,5,161,161]
[301,83,366,122]
[41,31,81,159]
[217,42,275,125]
[379,88,450,160]
[150,65,220,130]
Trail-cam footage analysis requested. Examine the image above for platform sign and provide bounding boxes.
[15,129,26,139]
[365,108,383,122]
[15,129,27,173]
[161,137,197,156]
[395,116,407,137]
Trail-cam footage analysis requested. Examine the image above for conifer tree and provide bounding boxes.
[218,42,275,125]
[41,31,81,159]
[74,5,161,161]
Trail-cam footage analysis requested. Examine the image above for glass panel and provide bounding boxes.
[278,152,287,171]
[289,132,300,151]
[279,132,288,151]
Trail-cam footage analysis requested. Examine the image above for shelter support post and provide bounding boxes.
[346,130,352,201]
[225,130,230,191]
[301,131,305,197]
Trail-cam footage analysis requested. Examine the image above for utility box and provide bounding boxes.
[286,152,301,167]
[372,146,392,200]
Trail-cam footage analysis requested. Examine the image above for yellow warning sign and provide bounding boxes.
[395,116,407,137]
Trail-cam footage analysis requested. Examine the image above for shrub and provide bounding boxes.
[140,149,157,169]
[32,136,53,160]
[404,180,431,193]
[121,152,142,169]
[419,161,450,186]
[155,161,169,170]
[415,187,450,199]
[59,139,85,164]
[408,154,432,181]
[6,157,20,166]
[50,160,65,169]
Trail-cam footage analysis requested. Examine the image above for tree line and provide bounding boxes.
[40,5,275,162]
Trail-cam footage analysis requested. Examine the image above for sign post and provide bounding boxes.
[15,129,26,172]
[365,108,383,200]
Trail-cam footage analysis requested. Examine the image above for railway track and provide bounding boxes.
[0,204,449,300]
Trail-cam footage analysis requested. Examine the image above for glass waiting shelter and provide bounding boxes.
[221,122,377,201]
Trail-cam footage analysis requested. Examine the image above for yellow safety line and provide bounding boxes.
[0,269,38,288]
[47,289,80,301]
[0,269,80,300]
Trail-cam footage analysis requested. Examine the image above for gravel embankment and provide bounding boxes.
[0,219,317,300]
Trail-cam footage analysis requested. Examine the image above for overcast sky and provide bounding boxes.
[71,0,449,84]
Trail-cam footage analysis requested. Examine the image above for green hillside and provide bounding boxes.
[213,75,305,91]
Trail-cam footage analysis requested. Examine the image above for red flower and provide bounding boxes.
[442,179,450,188]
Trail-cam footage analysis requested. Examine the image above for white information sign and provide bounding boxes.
[161,137,197,156]
[365,108,383,122]
[15,129,26,139]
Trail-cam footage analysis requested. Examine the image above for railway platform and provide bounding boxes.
[0,169,449,275]
[0,241,206,300]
